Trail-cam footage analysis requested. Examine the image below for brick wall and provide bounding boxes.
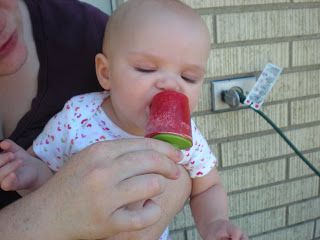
[115,1,320,239]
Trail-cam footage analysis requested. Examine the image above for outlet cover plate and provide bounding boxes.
[211,76,256,112]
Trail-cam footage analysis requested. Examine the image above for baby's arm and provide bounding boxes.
[0,139,53,196]
[190,168,247,240]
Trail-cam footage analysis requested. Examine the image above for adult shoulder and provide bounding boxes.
[25,0,108,52]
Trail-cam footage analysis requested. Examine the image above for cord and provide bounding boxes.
[236,91,320,177]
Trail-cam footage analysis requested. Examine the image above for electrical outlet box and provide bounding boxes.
[211,76,256,112]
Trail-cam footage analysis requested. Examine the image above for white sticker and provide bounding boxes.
[245,63,282,109]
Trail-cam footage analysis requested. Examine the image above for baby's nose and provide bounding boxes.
[155,75,181,92]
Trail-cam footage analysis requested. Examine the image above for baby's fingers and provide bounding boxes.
[0,152,15,168]
[0,158,22,183]
[228,225,248,240]
[0,139,23,153]
[1,172,19,191]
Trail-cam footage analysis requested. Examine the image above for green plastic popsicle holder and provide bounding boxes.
[152,133,192,149]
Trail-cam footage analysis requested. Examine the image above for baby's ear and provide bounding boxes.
[95,53,111,90]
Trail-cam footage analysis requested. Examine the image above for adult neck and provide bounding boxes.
[0,1,39,138]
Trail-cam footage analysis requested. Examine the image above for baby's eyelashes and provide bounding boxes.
[181,75,197,84]
[134,67,156,73]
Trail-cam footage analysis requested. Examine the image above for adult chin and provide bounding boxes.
[0,34,28,76]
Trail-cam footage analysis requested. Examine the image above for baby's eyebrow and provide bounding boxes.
[183,65,205,75]
[127,51,157,60]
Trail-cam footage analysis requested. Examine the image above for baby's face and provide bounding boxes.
[103,11,210,136]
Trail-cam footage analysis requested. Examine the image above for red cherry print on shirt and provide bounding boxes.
[196,171,203,176]
[81,119,88,124]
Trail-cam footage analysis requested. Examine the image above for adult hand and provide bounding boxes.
[36,138,182,240]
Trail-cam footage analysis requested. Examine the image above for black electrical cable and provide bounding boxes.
[237,91,320,177]
[249,105,320,177]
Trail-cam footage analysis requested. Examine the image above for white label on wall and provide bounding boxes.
[244,63,282,110]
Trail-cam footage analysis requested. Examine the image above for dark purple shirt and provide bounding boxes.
[1,0,108,208]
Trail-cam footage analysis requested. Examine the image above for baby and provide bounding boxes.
[0,0,246,239]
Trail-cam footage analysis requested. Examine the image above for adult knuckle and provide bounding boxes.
[144,138,158,150]
[87,141,104,155]
[147,175,164,194]
[149,149,167,166]
[85,168,107,193]
[114,154,132,172]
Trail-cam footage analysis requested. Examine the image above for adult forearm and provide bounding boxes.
[0,188,67,240]
[190,183,229,236]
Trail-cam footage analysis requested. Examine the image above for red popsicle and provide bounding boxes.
[145,90,193,149]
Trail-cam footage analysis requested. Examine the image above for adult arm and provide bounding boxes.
[0,138,182,240]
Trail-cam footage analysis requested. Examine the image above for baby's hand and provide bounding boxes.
[0,139,39,191]
[203,219,248,240]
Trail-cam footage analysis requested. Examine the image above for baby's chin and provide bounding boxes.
[129,119,148,136]
[129,127,145,137]
[127,107,151,136]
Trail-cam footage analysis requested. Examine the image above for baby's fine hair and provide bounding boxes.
[103,0,203,55]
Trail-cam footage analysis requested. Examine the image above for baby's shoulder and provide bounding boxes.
[62,92,108,126]
[65,92,105,112]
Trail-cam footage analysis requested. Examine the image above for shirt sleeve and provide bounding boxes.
[33,99,76,171]
[178,120,217,178]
